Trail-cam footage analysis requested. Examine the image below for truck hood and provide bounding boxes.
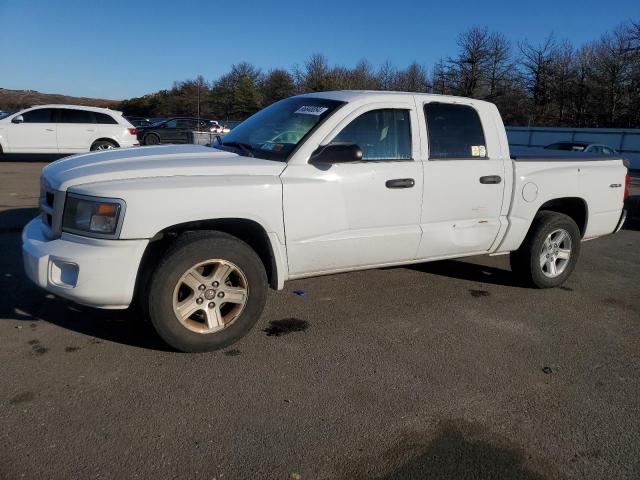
[43,144,287,191]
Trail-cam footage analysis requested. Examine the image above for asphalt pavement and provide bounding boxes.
[0,160,639,479]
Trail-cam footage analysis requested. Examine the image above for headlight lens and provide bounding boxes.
[62,194,124,238]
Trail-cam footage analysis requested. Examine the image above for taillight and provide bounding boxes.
[128,127,137,136]
[624,173,630,200]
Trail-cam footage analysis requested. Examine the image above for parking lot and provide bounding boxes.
[1,159,639,479]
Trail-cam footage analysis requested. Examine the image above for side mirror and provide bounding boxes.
[309,143,363,164]
[12,115,24,124]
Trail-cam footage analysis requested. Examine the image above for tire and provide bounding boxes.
[144,134,160,145]
[510,211,581,288]
[91,140,117,151]
[147,231,268,352]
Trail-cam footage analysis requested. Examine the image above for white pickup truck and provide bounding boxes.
[22,91,629,352]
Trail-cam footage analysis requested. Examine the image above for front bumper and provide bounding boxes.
[22,218,148,309]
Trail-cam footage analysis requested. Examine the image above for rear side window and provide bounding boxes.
[59,109,94,123]
[331,109,412,161]
[95,112,118,124]
[424,103,486,159]
[22,108,54,123]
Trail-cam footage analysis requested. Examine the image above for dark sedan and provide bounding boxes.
[137,117,221,145]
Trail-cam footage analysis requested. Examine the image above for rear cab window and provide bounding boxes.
[424,103,487,160]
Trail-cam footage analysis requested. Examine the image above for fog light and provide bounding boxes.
[49,258,79,288]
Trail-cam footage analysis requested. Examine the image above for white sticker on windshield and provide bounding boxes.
[294,105,329,116]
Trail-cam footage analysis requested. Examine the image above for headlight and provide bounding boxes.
[62,193,125,239]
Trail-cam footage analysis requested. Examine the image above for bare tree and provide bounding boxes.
[394,62,429,92]
[448,27,491,97]
[486,32,513,99]
[377,60,397,90]
[519,34,557,124]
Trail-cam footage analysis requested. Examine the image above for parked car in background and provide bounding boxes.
[0,111,8,119]
[0,105,138,154]
[22,91,629,352]
[137,117,224,145]
[125,116,154,127]
[210,121,230,134]
[545,141,618,155]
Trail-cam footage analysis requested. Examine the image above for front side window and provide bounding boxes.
[22,108,54,123]
[330,109,412,161]
[425,103,487,159]
[164,119,178,128]
[215,97,344,161]
[58,109,94,123]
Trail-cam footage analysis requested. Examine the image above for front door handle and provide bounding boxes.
[479,175,502,184]
[385,178,415,189]
[45,128,54,132]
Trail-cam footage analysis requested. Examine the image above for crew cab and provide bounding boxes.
[22,91,629,352]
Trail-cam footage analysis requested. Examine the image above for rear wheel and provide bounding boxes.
[148,231,268,352]
[144,134,160,145]
[510,211,581,288]
[91,140,117,151]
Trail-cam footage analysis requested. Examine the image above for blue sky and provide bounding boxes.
[0,0,637,100]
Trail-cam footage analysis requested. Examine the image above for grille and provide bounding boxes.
[39,176,61,238]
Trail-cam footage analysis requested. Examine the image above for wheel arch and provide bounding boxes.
[135,218,284,302]
[91,138,120,149]
[536,197,588,238]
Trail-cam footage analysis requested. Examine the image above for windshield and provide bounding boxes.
[214,97,344,161]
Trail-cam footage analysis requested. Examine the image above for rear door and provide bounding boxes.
[416,101,507,258]
[56,108,97,152]
[6,108,58,153]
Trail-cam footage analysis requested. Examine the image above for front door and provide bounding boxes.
[282,106,424,276]
[7,108,58,153]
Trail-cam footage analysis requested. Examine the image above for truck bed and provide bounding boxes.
[509,147,622,162]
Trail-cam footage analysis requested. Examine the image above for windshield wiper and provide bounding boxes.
[220,140,254,158]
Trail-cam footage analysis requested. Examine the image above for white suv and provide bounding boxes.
[0,104,139,154]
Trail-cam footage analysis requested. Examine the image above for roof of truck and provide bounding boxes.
[298,90,494,105]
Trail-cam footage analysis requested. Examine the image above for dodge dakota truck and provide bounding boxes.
[22,91,629,352]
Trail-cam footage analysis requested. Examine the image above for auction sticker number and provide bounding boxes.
[294,106,329,115]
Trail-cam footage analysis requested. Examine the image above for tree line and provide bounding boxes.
[121,19,640,128]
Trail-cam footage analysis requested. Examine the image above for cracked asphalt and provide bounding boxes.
[1,159,639,479]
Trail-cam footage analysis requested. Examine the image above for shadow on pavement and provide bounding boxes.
[407,259,521,288]
[0,219,171,351]
[0,207,39,233]
[0,153,68,163]
[343,421,550,479]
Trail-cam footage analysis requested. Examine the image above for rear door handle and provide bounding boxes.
[386,178,415,189]
[479,175,502,184]
[45,128,54,132]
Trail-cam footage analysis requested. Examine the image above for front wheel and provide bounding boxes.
[148,231,268,352]
[510,211,581,288]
